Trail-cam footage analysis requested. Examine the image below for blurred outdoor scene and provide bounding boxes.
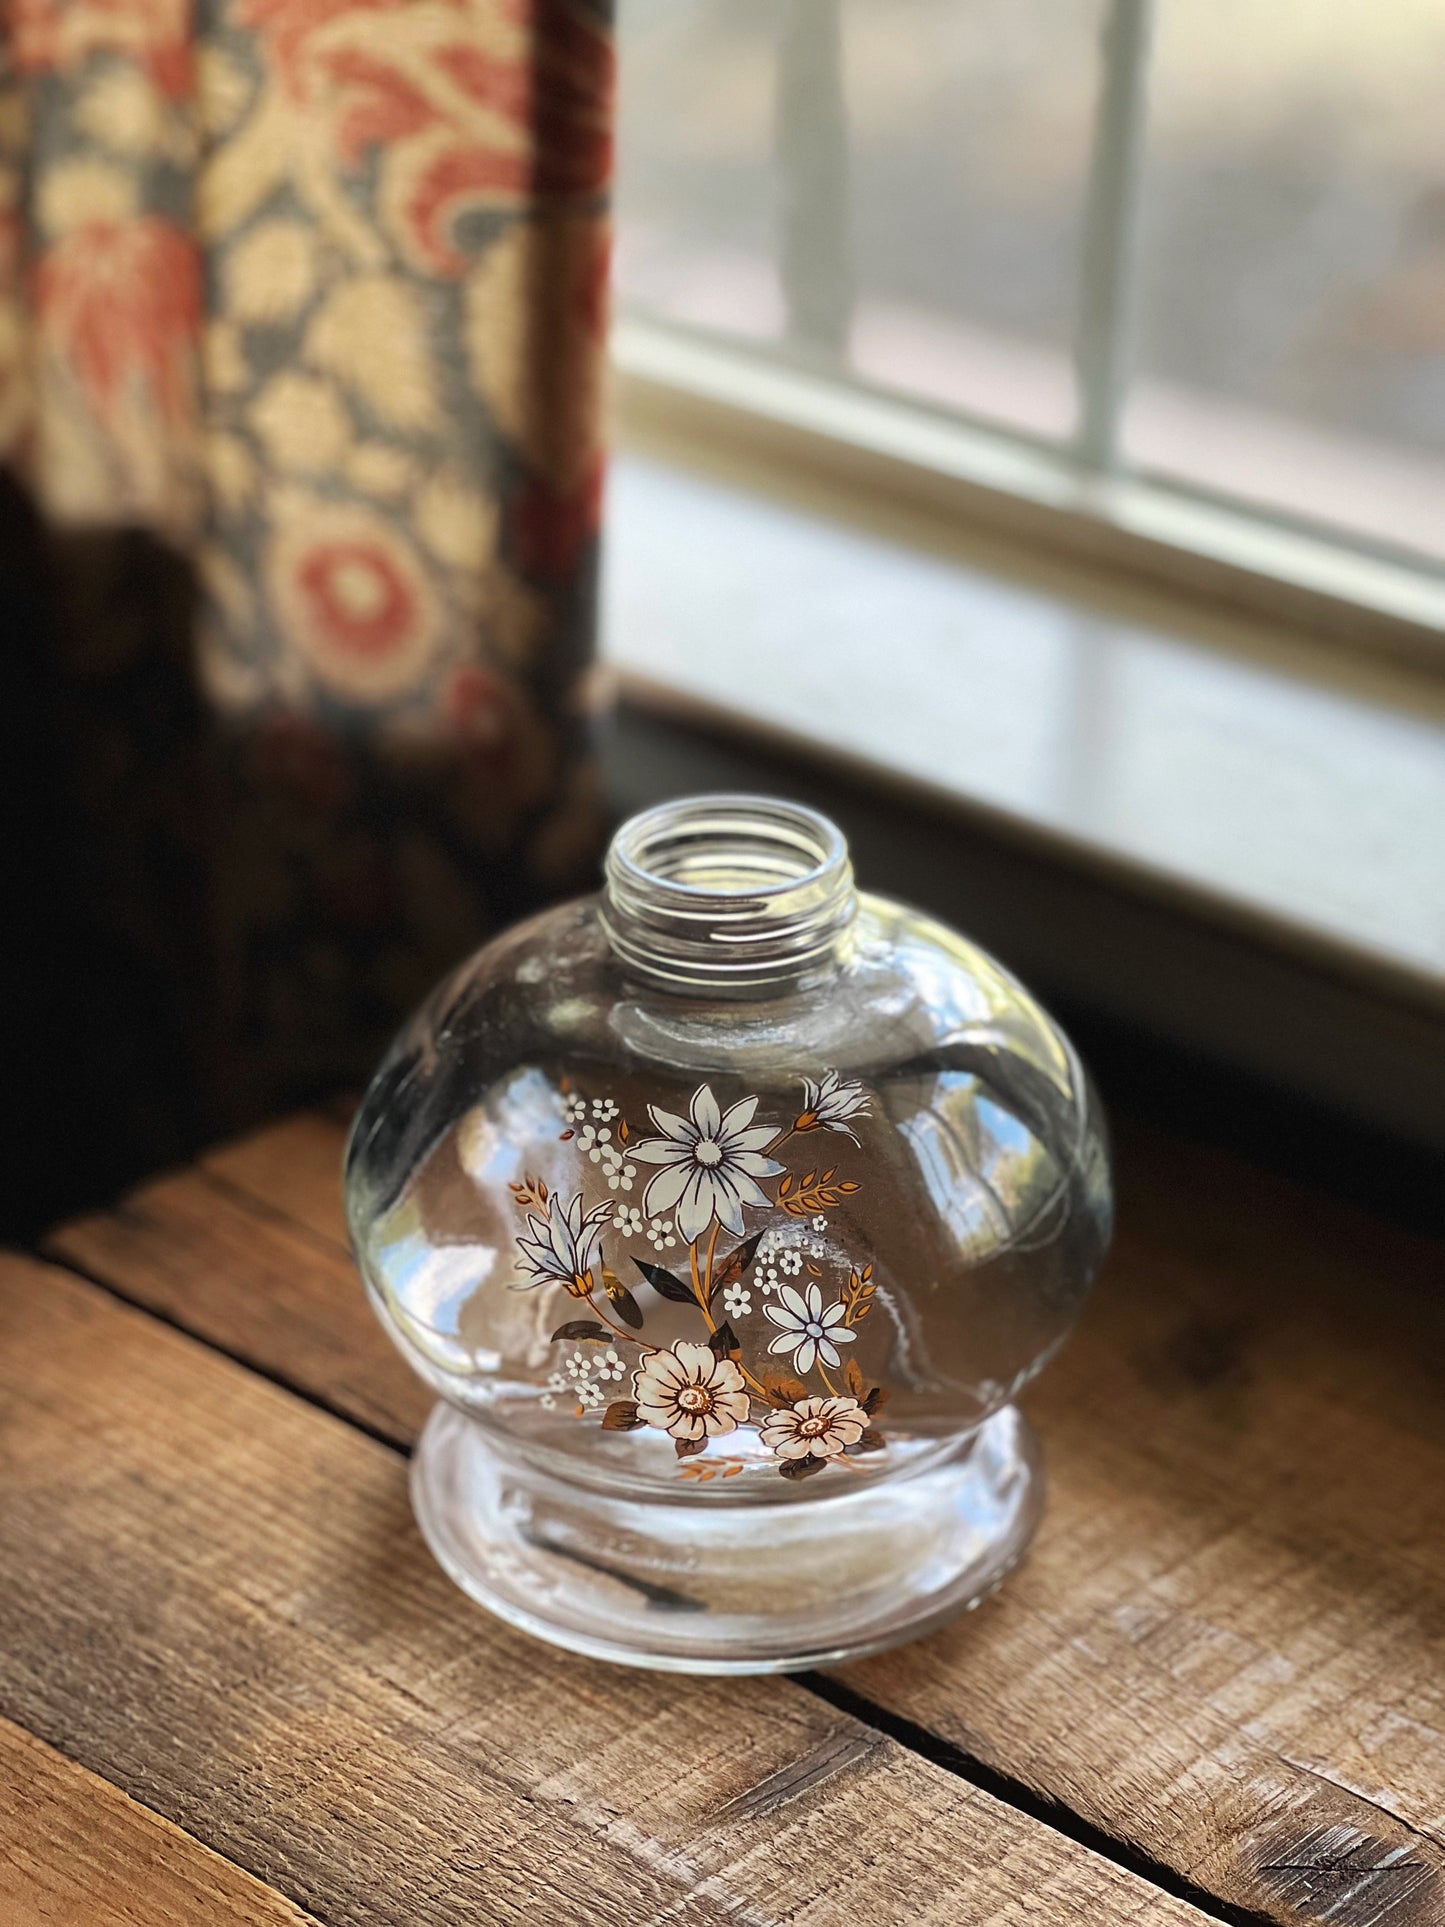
[614,0,1445,566]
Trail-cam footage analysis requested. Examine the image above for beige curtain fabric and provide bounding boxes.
[0,0,613,1192]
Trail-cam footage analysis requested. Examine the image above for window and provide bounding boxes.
[613,0,1445,625]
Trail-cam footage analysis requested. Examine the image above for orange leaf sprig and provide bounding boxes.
[776,1167,860,1218]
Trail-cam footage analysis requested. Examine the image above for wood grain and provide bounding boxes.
[0,1717,317,1927]
[47,1109,1445,1927]
[0,1254,1210,1927]
[51,1158,424,1445]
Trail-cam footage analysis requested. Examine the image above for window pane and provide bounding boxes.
[615,0,1103,443]
[842,0,1100,439]
[1126,0,1445,564]
[614,1,783,343]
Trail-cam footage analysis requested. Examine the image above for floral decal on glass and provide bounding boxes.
[509,1075,888,1482]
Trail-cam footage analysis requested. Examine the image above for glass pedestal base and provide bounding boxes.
[410,1404,1043,1674]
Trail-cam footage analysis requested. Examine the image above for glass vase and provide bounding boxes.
[345,794,1112,1671]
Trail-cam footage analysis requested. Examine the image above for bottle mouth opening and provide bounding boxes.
[601,795,857,993]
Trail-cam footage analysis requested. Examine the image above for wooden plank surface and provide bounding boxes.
[0,1253,1211,1927]
[0,1717,317,1927]
[48,1108,1445,1927]
[53,1148,425,1444]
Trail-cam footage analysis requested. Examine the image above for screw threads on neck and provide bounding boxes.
[600,795,858,995]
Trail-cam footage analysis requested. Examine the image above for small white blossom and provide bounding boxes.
[722,1283,752,1319]
[565,1350,592,1381]
[754,1263,782,1297]
[779,1249,803,1276]
[595,1349,625,1382]
[540,1393,557,1409]
[646,1217,676,1250]
[563,1093,588,1123]
[579,1123,612,1161]
[605,1159,637,1193]
[577,1382,605,1408]
[612,1203,643,1235]
[591,1097,619,1121]
[812,1215,828,1232]
[546,1371,569,1392]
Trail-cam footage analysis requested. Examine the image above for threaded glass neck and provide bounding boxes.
[601,795,858,995]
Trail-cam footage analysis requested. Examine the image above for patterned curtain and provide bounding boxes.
[0,0,613,1209]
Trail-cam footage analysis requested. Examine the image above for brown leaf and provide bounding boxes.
[619,1120,630,1143]
[602,1400,643,1431]
[843,1357,866,1398]
[778,1175,793,1198]
[603,1271,645,1330]
[801,1170,816,1188]
[779,1454,826,1480]
[708,1319,739,1359]
[862,1384,889,1415]
[806,1262,822,1277]
[712,1230,764,1293]
[838,1181,859,1194]
[761,1371,807,1406]
[674,1435,707,1458]
[559,1130,575,1141]
[633,1259,696,1305]
[856,1427,886,1452]
[550,1320,612,1343]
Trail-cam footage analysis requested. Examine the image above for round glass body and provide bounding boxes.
[346,795,1112,1669]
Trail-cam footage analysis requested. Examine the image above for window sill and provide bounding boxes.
[600,430,1445,1153]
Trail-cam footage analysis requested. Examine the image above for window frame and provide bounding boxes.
[612,0,1445,668]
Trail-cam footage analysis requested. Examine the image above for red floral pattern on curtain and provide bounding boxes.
[0,0,613,1187]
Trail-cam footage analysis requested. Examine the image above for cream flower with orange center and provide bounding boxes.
[760,1396,867,1463]
[632,1342,750,1443]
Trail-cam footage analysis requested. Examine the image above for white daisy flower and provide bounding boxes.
[779,1249,803,1276]
[721,1283,752,1319]
[631,1084,783,1245]
[595,1349,625,1382]
[591,1097,619,1121]
[612,1203,643,1235]
[763,1283,856,1375]
[794,1070,871,1145]
[645,1217,676,1250]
